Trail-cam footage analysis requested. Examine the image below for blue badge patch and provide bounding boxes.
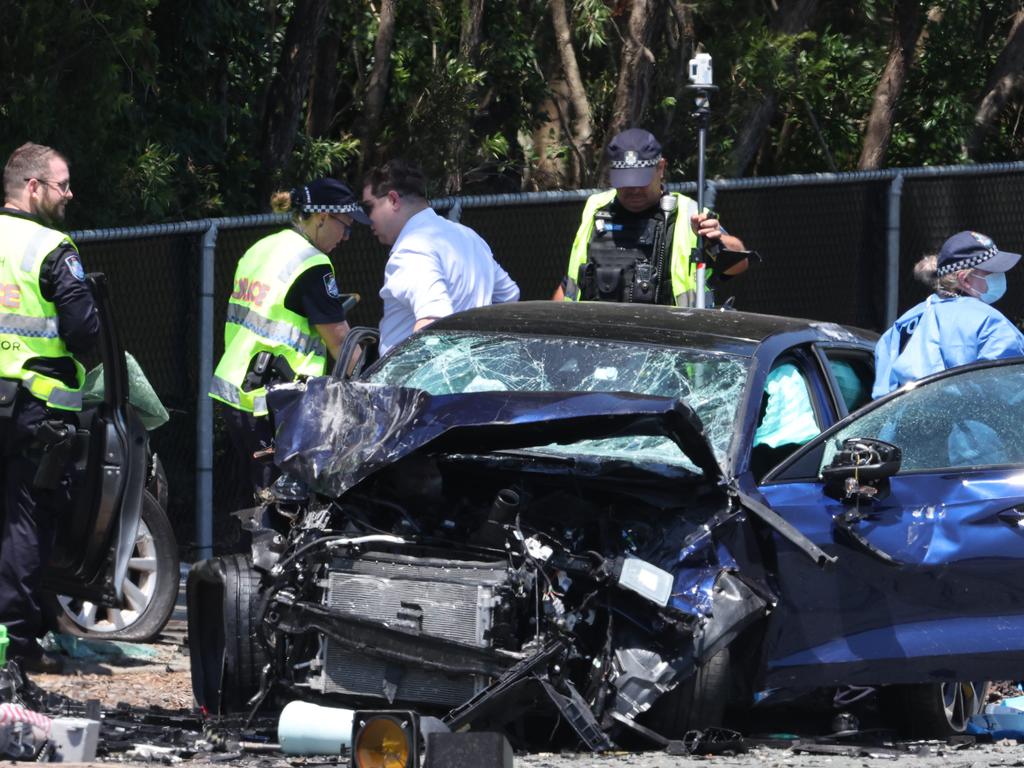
[323,272,340,299]
[65,254,86,281]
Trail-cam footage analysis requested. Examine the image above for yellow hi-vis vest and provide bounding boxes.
[208,229,334,417]
[0,213,85,411]
[563,190,704,305]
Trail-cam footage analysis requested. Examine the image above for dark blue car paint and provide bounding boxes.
[756,359,1024,688]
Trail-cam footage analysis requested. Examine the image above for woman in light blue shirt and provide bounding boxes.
[873,230,1024,398]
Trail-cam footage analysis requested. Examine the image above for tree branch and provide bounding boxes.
[729,0,819,176]
[549,0,594,185]
[966,9,1024,159]
[360,0,397,171]
[857,0,925,169]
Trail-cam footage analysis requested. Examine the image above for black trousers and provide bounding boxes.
[221,405,279,496]
[0,391,72,660]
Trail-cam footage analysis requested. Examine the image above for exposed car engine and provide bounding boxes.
[238,447,760,749]
[187,379,782,750]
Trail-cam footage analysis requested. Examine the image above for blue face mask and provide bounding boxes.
[979,272,1007,304]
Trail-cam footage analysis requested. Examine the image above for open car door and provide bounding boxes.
[41,273,149,607]
[755,358,1024,689]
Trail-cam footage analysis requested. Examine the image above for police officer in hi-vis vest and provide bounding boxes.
[209,178,368,494]
[553,129,748,307]
[0,143,99,673]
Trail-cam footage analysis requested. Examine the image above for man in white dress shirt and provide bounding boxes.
[361,159,520,355]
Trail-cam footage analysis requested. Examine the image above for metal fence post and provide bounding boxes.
[196,220,218,561]
[886,173,905,327]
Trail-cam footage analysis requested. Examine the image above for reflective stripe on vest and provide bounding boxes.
[208,375,268,420]
[209,229,333,416]
[224,303,326,358]
[0,213,85,410]
[565,190,702,304]
[0,314,59,338]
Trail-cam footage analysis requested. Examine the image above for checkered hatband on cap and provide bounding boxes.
[936,243,999,276]
[303,202,364,215]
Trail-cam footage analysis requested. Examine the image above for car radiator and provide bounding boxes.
[311,551,510,707]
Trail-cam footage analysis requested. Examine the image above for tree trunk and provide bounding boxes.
[858,0,925,170]
[444,0,487,193]
[526,77,572,190]
[608,0,664,141]
[259,0,329,195]
[549,0,594,185]
[360,0,398,171]
[728,0,819,177]
[254,0,281,151]
[459,0,485,59]
[966,9,1024,159]
[659,0,696,140]
[306,5,344,138]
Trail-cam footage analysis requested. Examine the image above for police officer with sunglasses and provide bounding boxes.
[0,142,99,673]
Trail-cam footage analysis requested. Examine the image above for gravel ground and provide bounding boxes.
[517,742,1024,767]
[29,639,192,710]
[21,619,1024,767]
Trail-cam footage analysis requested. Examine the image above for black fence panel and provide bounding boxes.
[460,201,585,300]
[715,181,890,330]
[900,172,1024,327]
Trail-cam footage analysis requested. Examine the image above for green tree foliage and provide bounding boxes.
[2,0,1024,227]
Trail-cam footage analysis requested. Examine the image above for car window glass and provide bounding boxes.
[821,362,1024,472]
[826,356,873,413]
[367,331,750,472]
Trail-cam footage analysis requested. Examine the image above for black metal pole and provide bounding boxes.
[688,85,715,308]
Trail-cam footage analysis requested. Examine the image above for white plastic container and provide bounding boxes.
[277,700,354,755]
[49,717,100,762]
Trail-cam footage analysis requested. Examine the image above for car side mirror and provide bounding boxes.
[821,438,901,503]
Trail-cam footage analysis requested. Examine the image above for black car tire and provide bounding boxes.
[882,681,990,738]
[643,647,732,737]
[53,490,179,641]
[187,554,267,714]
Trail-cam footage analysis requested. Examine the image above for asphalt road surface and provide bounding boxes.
[516,742,1023,767]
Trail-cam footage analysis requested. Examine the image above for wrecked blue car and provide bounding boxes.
[187,302,1024,747]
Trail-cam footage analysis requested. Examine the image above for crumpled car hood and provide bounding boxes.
[267,377,723,496]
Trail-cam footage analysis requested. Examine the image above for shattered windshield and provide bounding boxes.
[366,332,749,471]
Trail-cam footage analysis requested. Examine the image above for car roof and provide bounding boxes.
[428,301,877,356]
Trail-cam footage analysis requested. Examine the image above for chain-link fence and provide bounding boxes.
[69,161,1024,559]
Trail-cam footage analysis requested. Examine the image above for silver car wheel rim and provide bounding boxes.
[942,681,988,732]
[56,517,159,633]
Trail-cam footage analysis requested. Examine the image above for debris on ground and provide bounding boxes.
[9,615,1024,764]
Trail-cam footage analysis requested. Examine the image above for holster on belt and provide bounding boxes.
[242,352,299,392]
[0,380,18,420]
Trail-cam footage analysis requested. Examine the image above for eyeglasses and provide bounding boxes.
[24,177,71,194]
[329,215,352,238]
[360,191,402,217]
